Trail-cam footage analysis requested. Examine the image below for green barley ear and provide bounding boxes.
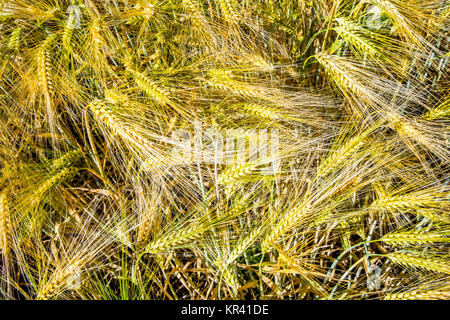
[136,213,153,251]
[61,22,74,53]
[7,27,21,51]
[124,65,181,113]
[334,17,378,58]
[145,204,245,255]
[125,3,157,25]
[240,103,280,120]
[386,113,428,146]
[424,97,449,120]
[218,162,259,185]
[205,69,268,99]
[369,187,449,223]
[414,209,450,224]
[215,258,240,296]
[317,133,366,177]
[144,221,209,254]
[133,76,170,105]
[90,18,103,57]
[104,89,129,104]
[314,53,371,116]
[227,225,264,264]
[261,202,313,253]
[51,150,82,170]
[29,168,78,207]
[217,0,239,24]
[182,0,208,30]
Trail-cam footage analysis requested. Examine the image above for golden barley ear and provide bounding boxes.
[387,251,450,274]
[0,193,11,259]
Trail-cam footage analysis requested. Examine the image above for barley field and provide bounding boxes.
[0,0,449,300]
